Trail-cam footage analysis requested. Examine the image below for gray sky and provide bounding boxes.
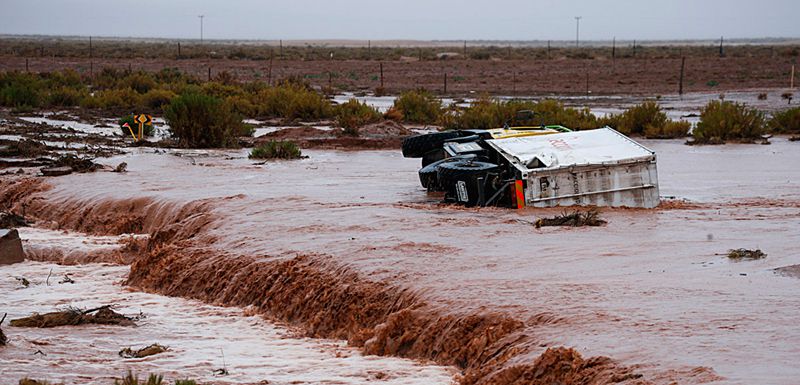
[1,0,797,41]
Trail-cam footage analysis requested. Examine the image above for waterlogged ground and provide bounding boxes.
[24,136,800,384]
[0,230,457,385]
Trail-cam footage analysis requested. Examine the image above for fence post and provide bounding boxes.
[791,65,795,90]
[633,40,636,57]
[719,36,724,57]
[177,42,181,59]
[25,58,29,73]
[268,52,273,86]
[679,57,686,96]
[280,40,283,59]
[612,37,616,59]
[380,62,384,88]
[443,72,447,94]
[208,67,211,81]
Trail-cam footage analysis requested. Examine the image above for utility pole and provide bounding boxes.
[575,16,582,47]
[198,15,204,44]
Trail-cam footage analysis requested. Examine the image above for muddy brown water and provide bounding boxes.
[3,138,800,384]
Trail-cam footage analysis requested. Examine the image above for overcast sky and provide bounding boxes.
[1,0,797,41]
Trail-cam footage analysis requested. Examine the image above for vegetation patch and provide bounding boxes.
[249,140,303,160]
[692,100,766,144]
[727,248,767,261]
[768,107,800,134]
[334,98,381,132]
[164,92,246,148]
[534,209,606,228]
[644,120,691,139]
[393,89,442,124]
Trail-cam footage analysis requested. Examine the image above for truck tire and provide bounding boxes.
[417,154,478,191]
[437,160,500,206]
[421,149,445,167]
[402,131,462,158]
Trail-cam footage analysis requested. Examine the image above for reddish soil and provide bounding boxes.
[256,121,412,150]
[1,55,795,96]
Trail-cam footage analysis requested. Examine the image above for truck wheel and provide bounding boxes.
[402,131,462,158]
[437,160,500,206]
[417,154,478,191]
[421,149,445,167]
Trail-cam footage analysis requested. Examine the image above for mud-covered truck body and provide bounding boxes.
[402,125,659,209]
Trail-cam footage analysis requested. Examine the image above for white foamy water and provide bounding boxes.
[0,229,456,385]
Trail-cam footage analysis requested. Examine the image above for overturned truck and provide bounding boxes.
[402,123,659,209]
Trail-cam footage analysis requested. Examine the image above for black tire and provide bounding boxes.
[402,131,462,158]
[437,160,499,206]
[417,154,477,191]
[421,149,445,167]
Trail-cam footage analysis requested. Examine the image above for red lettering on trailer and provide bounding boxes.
[548,138,572,150]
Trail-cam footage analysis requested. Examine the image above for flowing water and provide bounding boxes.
[0,229,457,385]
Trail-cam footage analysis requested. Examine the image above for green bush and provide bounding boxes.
[118,115,155,137]
[439,97,517,130]
[393,89,442,124]
[335,98,382,130]
[255,84,333,120]
[141,89,176,109]
[90,88,142,109]
[644,120,691,139]
[693,100,766,143]
[439,97,599,131]
[768,107,800,133]
[164,92,245,148]
[615,101,667,135]
[0,72,43,108]
[249,140,303,159]
[531,99,598,130]
[47,86,87,107]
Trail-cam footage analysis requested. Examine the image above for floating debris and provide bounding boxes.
[727,248,767,261]
[10,305,135,328]
[119,343,169,359]
[534,209,607,228]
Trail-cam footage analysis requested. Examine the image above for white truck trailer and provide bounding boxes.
[402,124,659,209]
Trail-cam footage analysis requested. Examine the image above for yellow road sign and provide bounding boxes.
[136,114,147,124]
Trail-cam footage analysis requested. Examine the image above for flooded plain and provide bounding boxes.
[4,134,797,384]
[0,230,457,385]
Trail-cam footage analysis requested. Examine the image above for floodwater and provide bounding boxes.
[23,136,800,384]
[0,229,457,385]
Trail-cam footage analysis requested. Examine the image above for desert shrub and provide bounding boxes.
[335,98,381,129]
[225,95,257,117]
[440,97,598,131]
[768,107,800,133]
[615,101,667,135]
[164,92,244,148]
[644,120,691,139]
[201,81,243,99]
[46,86,87,107]
[114,372,163,385]
[531,99,598,130]
[92,88,142,109]
[249,140,303,159]
[439,97,514,130]
[596,113,622,129]
[255,84,333,120]
[692,100,766,143]
[393,89,442,124]
[118,115,155,137]
[141,89,176,109]
[0,72,43,108]
[45,68,83,88]
[383,106,403,121]
[122,72,157,94]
